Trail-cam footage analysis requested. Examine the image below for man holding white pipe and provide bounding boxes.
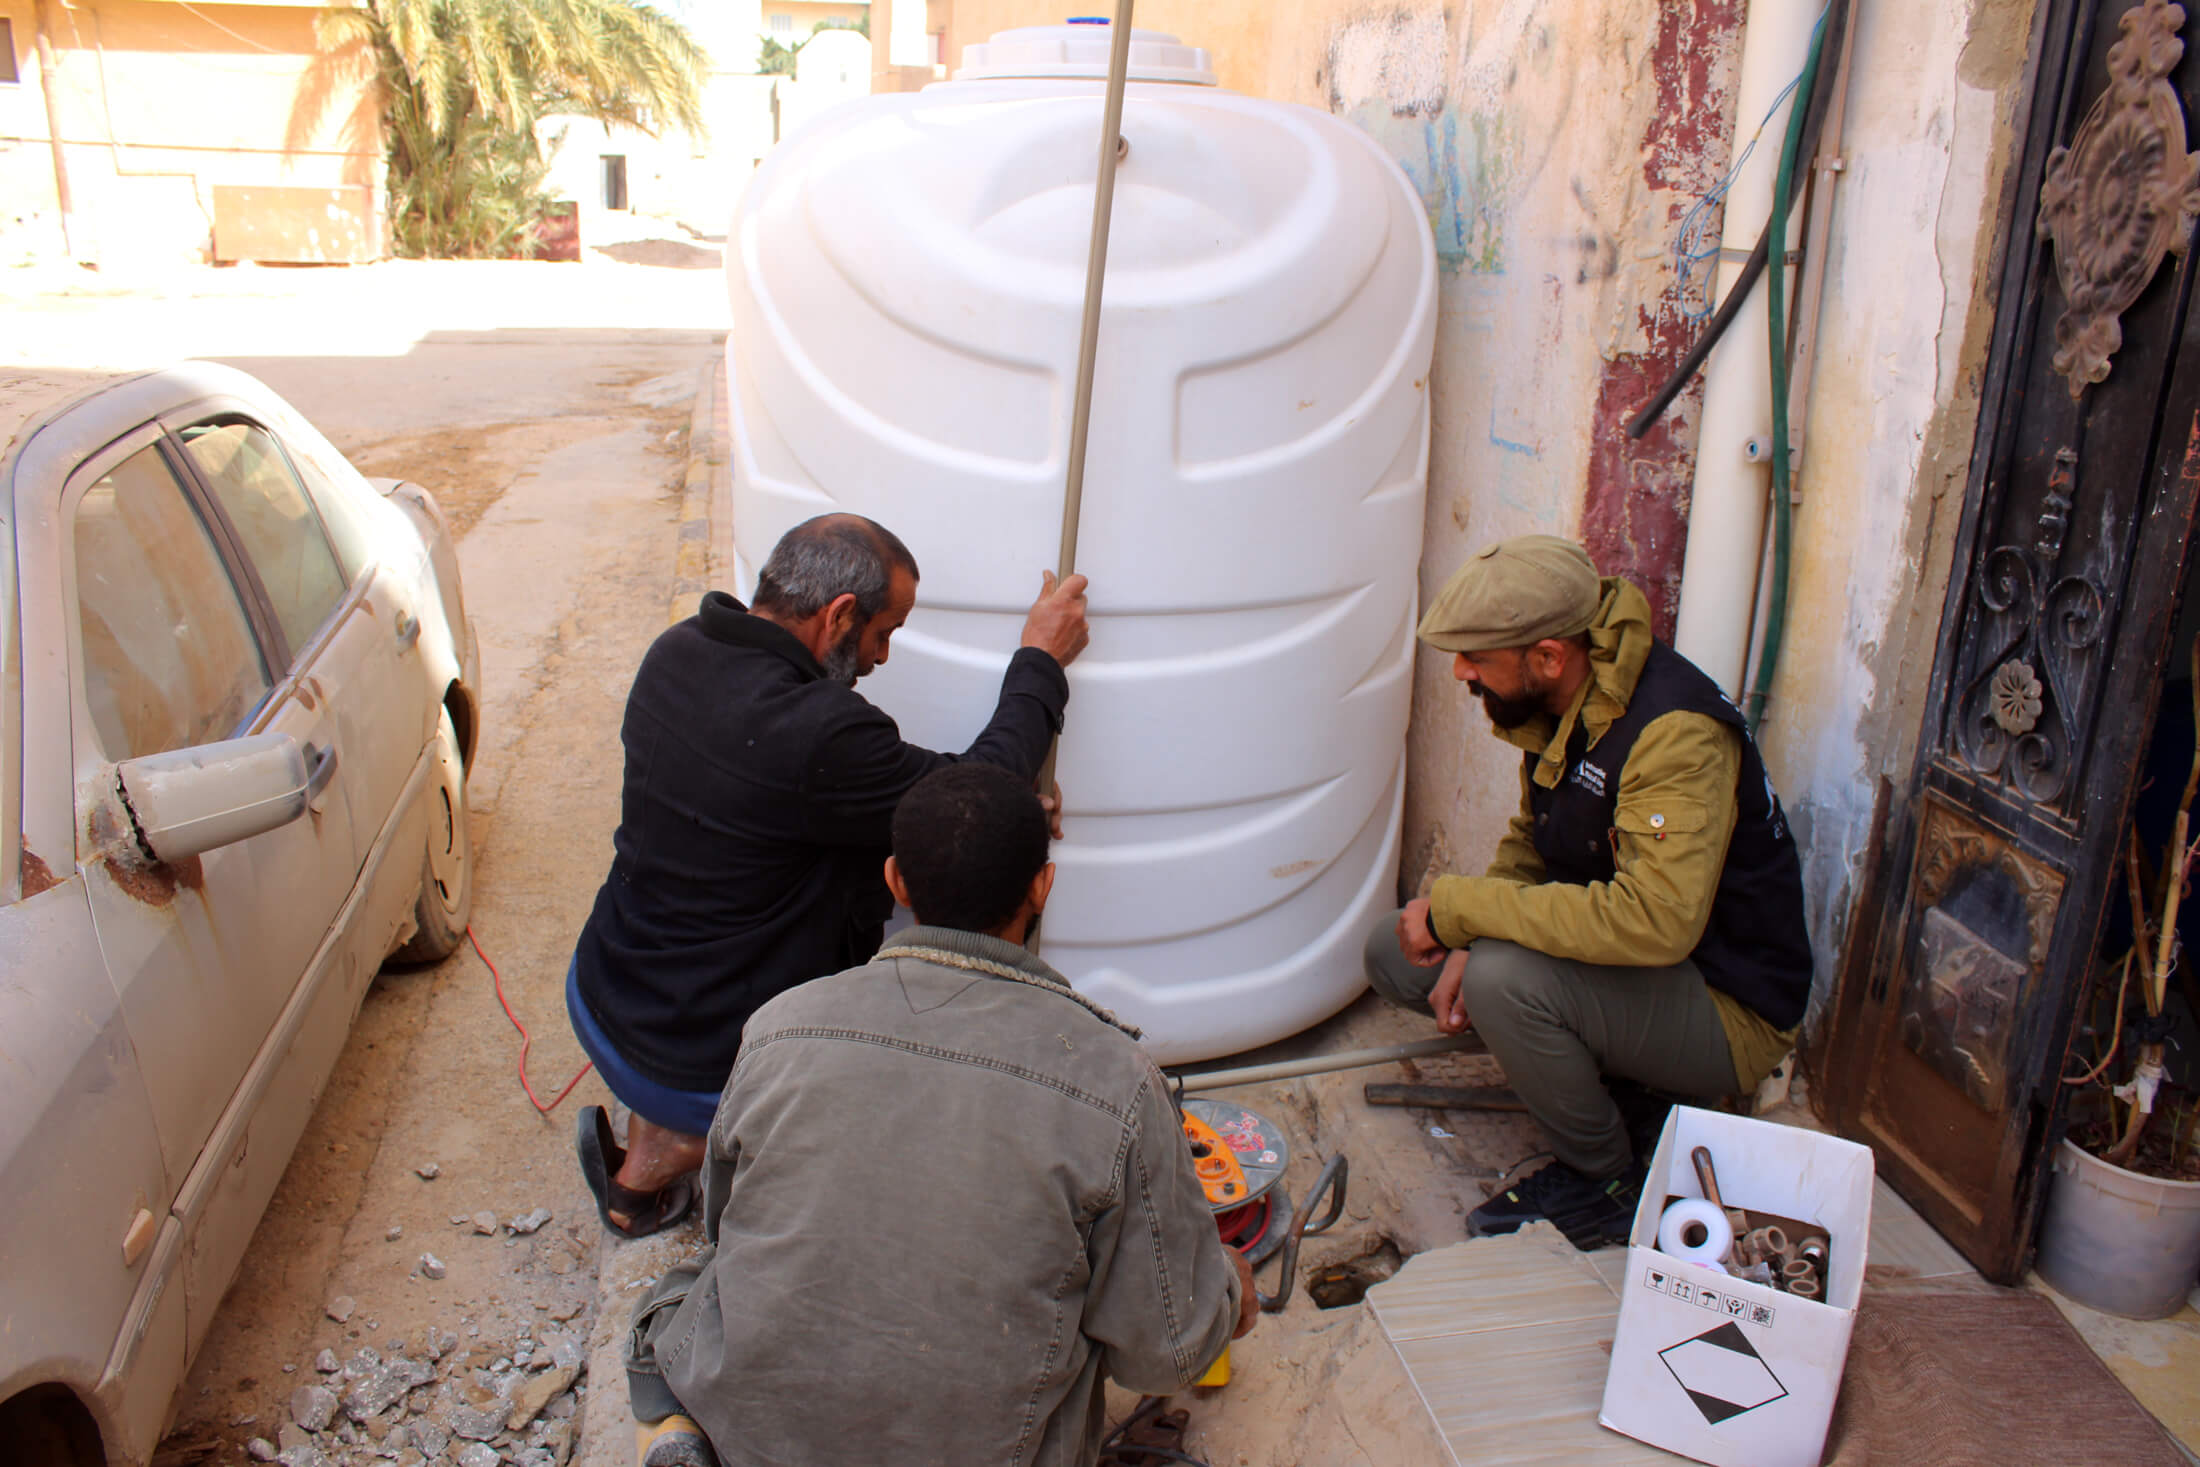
[1363,534,1811,1250]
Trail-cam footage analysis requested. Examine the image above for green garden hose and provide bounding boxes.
[1747,9,1834,734]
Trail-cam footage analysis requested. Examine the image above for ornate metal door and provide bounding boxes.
[1820,0,2200,1281]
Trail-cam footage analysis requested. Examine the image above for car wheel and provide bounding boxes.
[390,705,472,965]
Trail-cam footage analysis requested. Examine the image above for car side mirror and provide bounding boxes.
[114,732,332,864]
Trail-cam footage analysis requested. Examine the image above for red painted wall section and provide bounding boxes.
[1579,0,1744,641]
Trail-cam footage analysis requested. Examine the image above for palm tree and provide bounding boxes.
[318,0,706,258]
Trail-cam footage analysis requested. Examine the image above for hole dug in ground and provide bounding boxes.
[1305,1234,1406,1309]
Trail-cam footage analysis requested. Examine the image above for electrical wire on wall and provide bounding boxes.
[1670,8,1828,321]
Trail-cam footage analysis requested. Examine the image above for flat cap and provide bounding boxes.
[1417,534,1601,653]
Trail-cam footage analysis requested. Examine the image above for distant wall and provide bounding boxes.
[539,71,777,243]
[0,0,381,266]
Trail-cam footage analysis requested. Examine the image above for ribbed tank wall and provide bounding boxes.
[727,59,1437,1063]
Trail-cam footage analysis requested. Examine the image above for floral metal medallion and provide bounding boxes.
[2036,0,2200,398]
[1989,659,2045,735]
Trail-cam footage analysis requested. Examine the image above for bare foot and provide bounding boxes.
[610,1114,706,1229]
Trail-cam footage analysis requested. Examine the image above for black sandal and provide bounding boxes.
[577,1105,696,1239]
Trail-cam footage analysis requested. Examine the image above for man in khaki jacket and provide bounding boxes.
[625,762,1256,1467]
[1365,535,1811,1249]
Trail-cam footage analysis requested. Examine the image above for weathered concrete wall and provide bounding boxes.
[1756,0,2041,1018]
[0,0,381,265]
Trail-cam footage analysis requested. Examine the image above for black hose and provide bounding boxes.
[1624,0,1852,440]
[1625,234,1771,439]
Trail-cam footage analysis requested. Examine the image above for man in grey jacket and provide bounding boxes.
[626,762,1257,1467]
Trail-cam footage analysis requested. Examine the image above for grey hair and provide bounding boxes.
[752,514,919,621]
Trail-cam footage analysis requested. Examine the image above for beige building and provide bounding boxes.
[0,0,381,266]
[760,0,867,59]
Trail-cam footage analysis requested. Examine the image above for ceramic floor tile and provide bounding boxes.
[1390,1313,1688,1465]
[1368,1227,1621,1341]
[1586,1245,1631,1298]
[1865,1176,1975,1280]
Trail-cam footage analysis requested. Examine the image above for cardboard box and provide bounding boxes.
[1599,1106,1874,1467]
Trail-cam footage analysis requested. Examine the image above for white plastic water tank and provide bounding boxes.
[725,23,1437,1063]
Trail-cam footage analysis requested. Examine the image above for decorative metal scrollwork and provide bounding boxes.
[2037,0,2200,398]
[1954,452,2109,805]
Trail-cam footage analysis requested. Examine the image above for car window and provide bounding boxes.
[269,413,382,581]
[74,445,272,760]
[179,419,347,659]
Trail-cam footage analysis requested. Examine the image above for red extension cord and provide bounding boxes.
[468,925,593,1114]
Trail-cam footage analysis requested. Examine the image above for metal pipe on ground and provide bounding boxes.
[1169,1033,1490,1093]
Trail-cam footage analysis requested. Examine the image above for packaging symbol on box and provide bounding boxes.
[1598,1105,1874,1467]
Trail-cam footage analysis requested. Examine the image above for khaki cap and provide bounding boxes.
[1417,534,1601,653]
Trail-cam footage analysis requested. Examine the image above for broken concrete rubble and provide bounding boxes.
[288,1384,337,1433]
[343,1354,436,1420]
[507,1362,579,1433]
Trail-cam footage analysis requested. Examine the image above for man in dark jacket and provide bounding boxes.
[568,513,1089,1235]
[1364,535,1811,1249]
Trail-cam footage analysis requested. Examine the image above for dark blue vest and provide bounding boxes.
[1526,641,1812,1029]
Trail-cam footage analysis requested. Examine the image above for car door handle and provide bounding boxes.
[305,742,339,801]
[394,609,422,651]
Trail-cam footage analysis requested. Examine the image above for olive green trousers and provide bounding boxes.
[1362,914,1741,1181]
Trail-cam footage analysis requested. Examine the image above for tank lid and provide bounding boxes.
[956,23,1217,86]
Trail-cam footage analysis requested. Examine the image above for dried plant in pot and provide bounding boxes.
[2037,648,2200,1319]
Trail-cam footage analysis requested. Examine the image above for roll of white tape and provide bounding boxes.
[1657,1198,1734,1265]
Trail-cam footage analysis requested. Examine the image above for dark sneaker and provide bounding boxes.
[1467,1159,1640,1251]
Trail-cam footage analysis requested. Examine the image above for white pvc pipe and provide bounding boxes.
[1670,0,1822,699]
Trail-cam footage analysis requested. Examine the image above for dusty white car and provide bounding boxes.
[0,363,479,1465]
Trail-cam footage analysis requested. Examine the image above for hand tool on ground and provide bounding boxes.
[1362,1082,1526,1112]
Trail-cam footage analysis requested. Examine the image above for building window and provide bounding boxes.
[1,20,19,86]
[601,155,629,211]
[769,12,793,35]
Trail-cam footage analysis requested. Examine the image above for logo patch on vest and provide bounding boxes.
[1570,761,1608,796]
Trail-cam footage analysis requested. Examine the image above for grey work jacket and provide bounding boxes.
[656,927,1241,1467]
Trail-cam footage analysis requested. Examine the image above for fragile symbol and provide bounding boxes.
[1644,1267,1671,1294]
[1659,1321,1790,1426]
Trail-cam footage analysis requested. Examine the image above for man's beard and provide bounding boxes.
[1471,681,1543,730]
[821,624,863,687]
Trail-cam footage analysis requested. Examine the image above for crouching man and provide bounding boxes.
[626,763,1258,1467]
[1366,535,1811,1250]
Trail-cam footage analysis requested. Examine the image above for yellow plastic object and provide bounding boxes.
[1182,1111,1250,1208]
[1195,1344,1231,1386]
